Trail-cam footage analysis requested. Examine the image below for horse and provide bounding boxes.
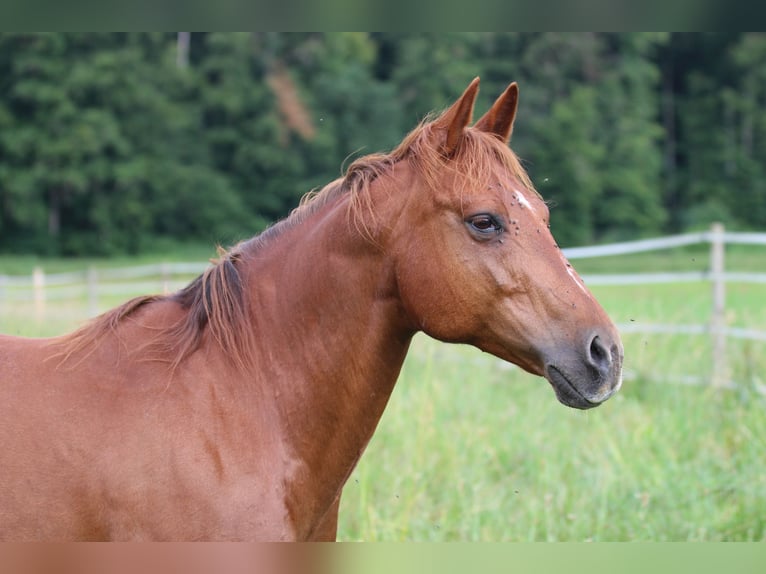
[0,78,623,541]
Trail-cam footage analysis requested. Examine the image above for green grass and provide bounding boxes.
[338,335,766,542]
[1,247,765,540]
[570,243,765,274]
[0,241,217,275]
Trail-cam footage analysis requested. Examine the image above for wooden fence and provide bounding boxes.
[0,262,209,322]
[1,223,764,392]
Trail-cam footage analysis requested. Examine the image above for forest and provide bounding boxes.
[0,32,764,255]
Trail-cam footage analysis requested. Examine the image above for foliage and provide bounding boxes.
[0,33,763,255]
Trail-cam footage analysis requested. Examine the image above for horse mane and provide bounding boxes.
[288,117,537,236]
[55,115,537,373]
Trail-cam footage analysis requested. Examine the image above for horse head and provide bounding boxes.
[389,78,623,409]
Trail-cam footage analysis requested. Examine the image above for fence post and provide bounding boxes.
[0,274,5,315]
[161,262,170,294]
[710,222,727,387]
[87,266,98,317]
[176,32,190,68]
[33,266,45,322]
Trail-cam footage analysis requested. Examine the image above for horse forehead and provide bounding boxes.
[469,181,545,215]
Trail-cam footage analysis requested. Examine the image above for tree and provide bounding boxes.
[0,33,758,255]
[275,33,405,194]
[657,33,742,230]
[0,33,246,254]
[592,33,667,240]
[724,33,766,228]
[516,33,666,244]
[0,33,78,252]
[196,33,299,229]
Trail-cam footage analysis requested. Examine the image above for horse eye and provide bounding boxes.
[473,217,494,230]
[467,214,502,235]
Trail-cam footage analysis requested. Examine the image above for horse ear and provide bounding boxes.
[435,77,480,156]
[474,82,519,143]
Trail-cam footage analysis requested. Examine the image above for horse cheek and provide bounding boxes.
[395,247,479,342]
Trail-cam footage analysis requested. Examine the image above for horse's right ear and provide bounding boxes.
[434,77,480,156]
[474,82,519,144]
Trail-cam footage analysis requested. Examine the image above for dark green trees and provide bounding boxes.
[0,33,761,255]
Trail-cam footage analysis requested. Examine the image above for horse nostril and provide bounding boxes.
[588,335,612,374]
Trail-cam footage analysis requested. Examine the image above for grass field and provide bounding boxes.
[1,245,765,541]
[337,334,766,541]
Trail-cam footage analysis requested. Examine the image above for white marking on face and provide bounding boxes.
[567,265,591,296]
[514,188,536,214]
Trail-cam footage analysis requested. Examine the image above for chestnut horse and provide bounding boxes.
[0,78,623,541]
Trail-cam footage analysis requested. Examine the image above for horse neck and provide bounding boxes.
[241,180,414,518]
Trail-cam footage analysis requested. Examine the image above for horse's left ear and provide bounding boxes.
[435,77,480,156]
[474,82,519,143]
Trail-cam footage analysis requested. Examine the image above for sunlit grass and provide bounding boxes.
[338,335,766,541]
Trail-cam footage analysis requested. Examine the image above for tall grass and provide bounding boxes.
[338,335,766,541]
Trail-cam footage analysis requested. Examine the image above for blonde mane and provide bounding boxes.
[290,118,537,234]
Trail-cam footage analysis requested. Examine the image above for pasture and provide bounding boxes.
[1,245,764,541]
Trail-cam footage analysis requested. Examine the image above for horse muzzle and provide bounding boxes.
[543,333,623,410]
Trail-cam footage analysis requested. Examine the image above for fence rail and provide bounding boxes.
[560,224,766,339]
[561,228,766,259]
[564,223,765,392]
[1,224,764,392]
[0,262,209,318]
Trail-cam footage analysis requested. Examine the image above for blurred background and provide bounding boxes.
[0,32,764,256]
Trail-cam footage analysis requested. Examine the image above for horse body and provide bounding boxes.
[0,79,623,540]
[0,188,411,540]
[1,320,289,540]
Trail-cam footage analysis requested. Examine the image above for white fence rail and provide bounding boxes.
[1,223,764,391]
[0,262,209,319]
[562,228,766,259]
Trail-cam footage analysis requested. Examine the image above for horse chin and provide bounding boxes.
[544,366,601,410]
